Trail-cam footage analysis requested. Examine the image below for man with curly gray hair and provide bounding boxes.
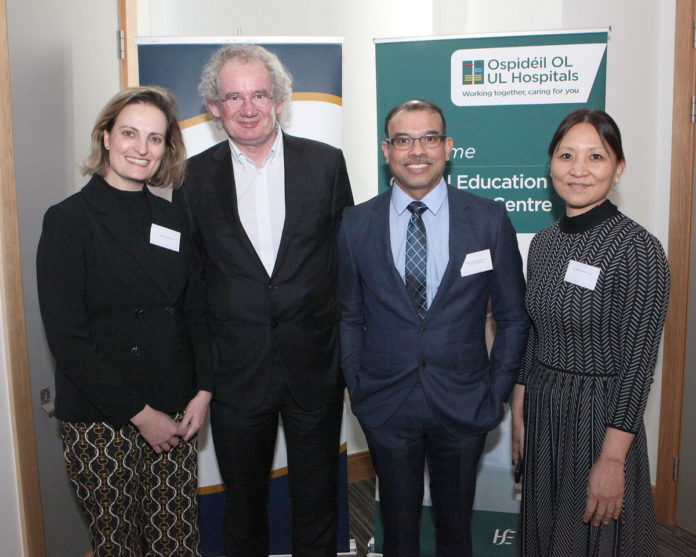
[174,44,353,557]
[198,44,293,129]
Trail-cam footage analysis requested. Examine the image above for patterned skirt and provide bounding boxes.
[519,362,657,557]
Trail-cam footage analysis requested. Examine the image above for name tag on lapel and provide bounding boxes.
[564,259,600,290]
[150,223,180,252]
[460,249,493,277]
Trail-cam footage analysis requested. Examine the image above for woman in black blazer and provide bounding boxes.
[37,86,213,556]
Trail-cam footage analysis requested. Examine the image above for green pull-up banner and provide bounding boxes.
[376,29,608,234]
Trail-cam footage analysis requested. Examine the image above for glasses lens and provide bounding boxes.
[421,135,442,148]
[391,137,413,150]
[251,94,271,107]
[222,94,271,108]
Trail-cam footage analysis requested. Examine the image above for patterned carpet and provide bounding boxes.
[348,478,696,557]
[348,478,376,557]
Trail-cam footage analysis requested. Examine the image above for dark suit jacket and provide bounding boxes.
[36,175,213,425]
[338,186,529,436]
[174,134,353,411]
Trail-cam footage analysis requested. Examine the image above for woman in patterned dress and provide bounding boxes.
[37,87,213,556]
[511,109,669,556]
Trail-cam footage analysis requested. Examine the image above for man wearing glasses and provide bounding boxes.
[175,44,353,557]
[338,99,528,557]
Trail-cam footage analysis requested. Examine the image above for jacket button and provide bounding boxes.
[131,346,140,355]
[164,306,175,315]
[271,320,279,328]
[419,326,426,331]
[134,309,143,318]
[420,360,427,368]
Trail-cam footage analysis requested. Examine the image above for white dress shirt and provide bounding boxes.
[229,128,285,276]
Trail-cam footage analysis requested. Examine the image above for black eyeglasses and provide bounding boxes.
[219,92,273,109]
[385,134,446,150]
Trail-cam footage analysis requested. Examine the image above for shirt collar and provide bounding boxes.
[391,178,448,216]
[228,124,283,167]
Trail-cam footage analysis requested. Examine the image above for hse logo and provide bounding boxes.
[492,528,517,545]
[462,60,484,85]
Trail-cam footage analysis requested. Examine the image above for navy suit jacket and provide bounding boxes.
[338,186,529,436]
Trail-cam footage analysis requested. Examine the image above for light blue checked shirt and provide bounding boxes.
[389,179,449,309]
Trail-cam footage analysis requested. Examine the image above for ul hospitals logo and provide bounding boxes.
[492,528,517,545]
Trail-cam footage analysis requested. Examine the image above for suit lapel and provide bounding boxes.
[211,141,269,276]
[379,189,405,289]
[210,141,239,229]
[427,187,472,316]
[147,193,188,300]
[371,189,421,318]
[272,134,303,276]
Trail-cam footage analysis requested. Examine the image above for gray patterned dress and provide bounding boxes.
[518,200,669,556]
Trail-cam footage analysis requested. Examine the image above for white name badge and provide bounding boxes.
[460,249,493,277]
[150,223,181,252]
[564,259,600,291]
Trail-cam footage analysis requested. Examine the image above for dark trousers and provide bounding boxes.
[361,384,487,557]
[210,365,343,557]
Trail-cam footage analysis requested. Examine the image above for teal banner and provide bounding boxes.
[376,30,608,233]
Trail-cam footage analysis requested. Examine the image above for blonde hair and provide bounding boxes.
[82,86,187,189]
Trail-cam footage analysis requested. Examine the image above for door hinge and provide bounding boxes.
[691,96,696,124]
[118,29,125,60]
[673,456,679,482]
[693,21,696,48]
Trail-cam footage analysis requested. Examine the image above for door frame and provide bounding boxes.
[655,0,696,525]
[0,0,46,554]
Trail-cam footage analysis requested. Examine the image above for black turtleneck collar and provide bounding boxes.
[558,199,619,234]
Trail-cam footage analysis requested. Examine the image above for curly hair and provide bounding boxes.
[82,86,186,189]
[198,44,293,128]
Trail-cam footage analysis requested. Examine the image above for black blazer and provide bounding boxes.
[37,175,213,425]
[174,134,353,411]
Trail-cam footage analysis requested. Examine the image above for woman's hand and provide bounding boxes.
[130,404,186,453]
[583,427,634,526]
[583,456,625,526]
[180,390,213,441]
[511,384,526,466]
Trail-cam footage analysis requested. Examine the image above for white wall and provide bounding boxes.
[139,0,676,481]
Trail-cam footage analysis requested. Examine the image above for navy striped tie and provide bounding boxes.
[406,201,428,319]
